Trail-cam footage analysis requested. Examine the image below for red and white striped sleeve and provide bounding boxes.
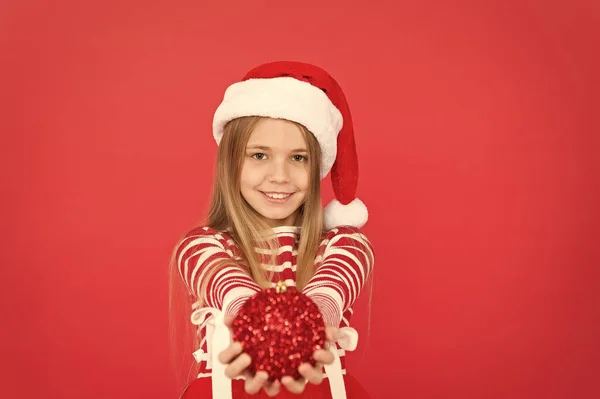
[176,227,261,317]
[303,226,375,327]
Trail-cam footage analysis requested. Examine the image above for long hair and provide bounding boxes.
[168,116,323,392]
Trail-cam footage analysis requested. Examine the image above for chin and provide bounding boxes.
[260,210,295,221]
[254,204,302,225]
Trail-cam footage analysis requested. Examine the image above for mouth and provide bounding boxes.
[259,191,293,203]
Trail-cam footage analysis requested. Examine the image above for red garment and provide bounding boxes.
[180,374,371,399]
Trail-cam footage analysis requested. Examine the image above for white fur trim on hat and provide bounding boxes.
[323,198,368,230]
[212,77,343,178]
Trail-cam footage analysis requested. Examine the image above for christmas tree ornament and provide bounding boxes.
[231,281,326,381]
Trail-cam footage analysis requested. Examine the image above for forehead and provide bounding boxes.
[247,118,306,149]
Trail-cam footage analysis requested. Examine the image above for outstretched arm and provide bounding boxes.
[176,227,261,316]
[303,226,375,327]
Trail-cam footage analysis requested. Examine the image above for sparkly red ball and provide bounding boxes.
[232,284,326,381]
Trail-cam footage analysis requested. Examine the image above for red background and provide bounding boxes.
[2,0,599,398]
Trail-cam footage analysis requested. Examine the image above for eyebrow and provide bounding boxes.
[246,145,307,152]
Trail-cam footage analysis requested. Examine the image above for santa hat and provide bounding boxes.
[212,61,368,230]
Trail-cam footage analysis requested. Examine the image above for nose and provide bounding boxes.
[268,159,290,184]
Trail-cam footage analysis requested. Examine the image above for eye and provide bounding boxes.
[251,153,266,160]
[292,155,308,162]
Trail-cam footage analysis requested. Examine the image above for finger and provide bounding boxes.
[224,353,252,379]
[281,376,307,394]
[218,342,243,364]
[313,348,334,365]
[224,315,235,328]
[299,363,323,385]
[264,380,281,397]
[326,326,342,342]
[244,371,269,395]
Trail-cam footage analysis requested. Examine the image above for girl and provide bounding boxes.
[170,61,374,399]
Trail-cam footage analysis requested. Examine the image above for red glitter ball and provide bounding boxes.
[232,284,326,381]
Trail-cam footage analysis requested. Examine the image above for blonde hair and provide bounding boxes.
[168,116,323,392]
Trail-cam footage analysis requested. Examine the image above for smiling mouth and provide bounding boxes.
[260,191,293,201]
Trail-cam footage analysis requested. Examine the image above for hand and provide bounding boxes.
[218,316,282,396]
[281,325,341,394]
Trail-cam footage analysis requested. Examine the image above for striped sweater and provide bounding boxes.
[176,225,375,378]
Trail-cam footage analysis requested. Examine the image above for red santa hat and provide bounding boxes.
[212,61,368,230]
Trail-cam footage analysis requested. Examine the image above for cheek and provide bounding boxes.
[240,162,262,188]
[291,167,310,190]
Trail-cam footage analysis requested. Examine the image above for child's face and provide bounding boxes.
[241,118,310,227]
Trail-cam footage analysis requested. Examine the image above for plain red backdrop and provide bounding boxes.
[2,0,599,398]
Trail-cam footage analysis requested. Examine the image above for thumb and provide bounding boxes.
[325,326,342,343]
[224,315,235,329]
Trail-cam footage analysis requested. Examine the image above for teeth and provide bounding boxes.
[264,192,290,199]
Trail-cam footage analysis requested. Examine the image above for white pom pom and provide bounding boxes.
[323,198,369,230]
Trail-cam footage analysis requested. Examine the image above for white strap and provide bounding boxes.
[323,346,346,398]
[323,327,358,399]
[191,308,359,399]
[190,307,232,399]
